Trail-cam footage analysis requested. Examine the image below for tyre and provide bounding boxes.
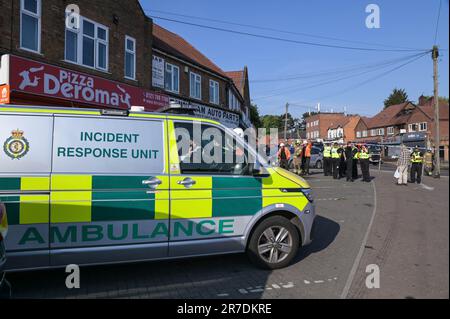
[315,160,323,169]
[247,215,300,269]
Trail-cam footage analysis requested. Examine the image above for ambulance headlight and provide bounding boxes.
[300,188,314,203]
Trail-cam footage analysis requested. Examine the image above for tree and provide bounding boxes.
[249,103,262,128]
[419,95,449,105]
[261,115,282,132]
[384,88,408,109]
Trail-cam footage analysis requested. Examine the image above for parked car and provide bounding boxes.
[288,146,323,169]
[368,144,383,165]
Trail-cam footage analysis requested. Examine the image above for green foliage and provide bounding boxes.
[249,103,262,128]
[384,88,409,108]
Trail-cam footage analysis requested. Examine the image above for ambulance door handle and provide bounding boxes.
[142,178,162,189]
[177,177,196,188]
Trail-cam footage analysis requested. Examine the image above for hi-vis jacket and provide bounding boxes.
[0,105,316,271]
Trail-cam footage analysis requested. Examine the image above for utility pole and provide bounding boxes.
[284,103,289,141]
[432,46,440,178]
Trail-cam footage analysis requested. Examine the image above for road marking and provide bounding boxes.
[217,293,229,297]
[314,280,325,284]
[340,180,378,299]
[419,183,434,191]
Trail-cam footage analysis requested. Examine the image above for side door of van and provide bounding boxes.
[49,115,170,266]
[0,112,53,270]
[167,120,263,257]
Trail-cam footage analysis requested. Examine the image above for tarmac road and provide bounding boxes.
[4,168,448,299]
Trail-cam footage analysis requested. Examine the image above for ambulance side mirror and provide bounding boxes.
[251,162,269,177]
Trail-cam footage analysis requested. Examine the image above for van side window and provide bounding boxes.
[174,122,251,176]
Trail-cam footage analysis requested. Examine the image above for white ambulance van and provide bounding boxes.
[0,105,316,270]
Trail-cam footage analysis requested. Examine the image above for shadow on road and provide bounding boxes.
[6,215,340,299]
[293,215,340,263]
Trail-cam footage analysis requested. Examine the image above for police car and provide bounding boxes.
[0,105,316,270]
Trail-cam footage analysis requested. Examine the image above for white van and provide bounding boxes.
[0,105,316,270]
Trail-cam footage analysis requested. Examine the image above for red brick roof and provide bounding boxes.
[418,102,449,120]
[365,102,411,128]
[225,70,245,96]
[153,24,227,77]
[328,117,350,129]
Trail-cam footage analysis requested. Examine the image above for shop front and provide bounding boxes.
[166,97,240,128]
[0,54,169,111]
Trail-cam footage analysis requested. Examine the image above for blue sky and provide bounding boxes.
[140,0,449,118]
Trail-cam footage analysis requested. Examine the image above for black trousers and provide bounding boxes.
[323,157,332,176]
[332,158,340,179]
[410,163,422,183]
[346,159,353,181]
[360,159,371,182]
[304,157,311,175]
[339,159,346,178]
[280,159,289,169]
[352,159,358,179]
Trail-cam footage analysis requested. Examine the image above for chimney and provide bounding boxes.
[418,95,433,106]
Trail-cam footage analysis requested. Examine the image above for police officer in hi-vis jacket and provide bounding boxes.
[410,146,424,184]
[323,143,332,176]
[359,145,371,182]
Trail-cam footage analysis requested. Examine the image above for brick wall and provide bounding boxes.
[306,113,346,140]
[153,51,235,112]
[1,0,152,89]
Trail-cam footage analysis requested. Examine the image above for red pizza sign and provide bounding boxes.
[6,55,169,111]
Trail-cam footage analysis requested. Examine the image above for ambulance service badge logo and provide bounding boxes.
[3,129,30,160]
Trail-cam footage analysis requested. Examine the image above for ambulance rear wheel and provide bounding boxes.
[247,216,299,269]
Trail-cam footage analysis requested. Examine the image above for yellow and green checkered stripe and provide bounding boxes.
[0,176,50,225]
[0,175,169,225]
[51,175,169,223]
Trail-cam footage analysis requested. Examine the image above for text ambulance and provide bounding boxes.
[0,105,315,270]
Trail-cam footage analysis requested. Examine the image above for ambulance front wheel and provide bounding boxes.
[247,215,300,269]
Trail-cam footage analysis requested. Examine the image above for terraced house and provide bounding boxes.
[354,97,449,161]
[0,0,252,128]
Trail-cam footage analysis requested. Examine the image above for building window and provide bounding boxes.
[20,0,41,53]
[209,80,219,105]
[419,122,428,132]
[125,36,136,79]
[387,126,394,135]
[190,72,201,99]
[363,130,368,137]
[378,128,384,136]
[165,63,179,93]
[65,16,109,71]
[370,129,376,136]
[408,123,418,132]
[356,131,361,138]
[228,91,240,110]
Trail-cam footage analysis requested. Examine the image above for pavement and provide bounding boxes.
[3,168,449,299]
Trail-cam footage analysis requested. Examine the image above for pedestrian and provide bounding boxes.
[300,141,307,175]
[331,142,340,179]
[293,140,302,174]
[396,143,410,186]
[277,143,291,170]
[304,141,312,175]
[424,148,434,176]
[338,143,346,179]
[410,145,423,184]
[344,142,357,182]
[352,143,359,180]
[323,143,332,176]
[359,144,371,182]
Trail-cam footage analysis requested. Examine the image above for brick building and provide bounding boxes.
[353,99,449,161]
[151,24,248,128]
[0,0,251,128]
[0,0,171,110]
[305,112,346,141]
[326,115,360,143]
